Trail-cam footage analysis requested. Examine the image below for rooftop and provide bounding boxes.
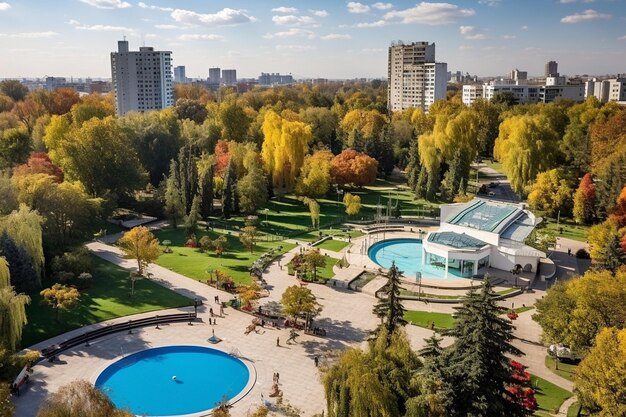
[446,200,522,233]
[427,232,489,250]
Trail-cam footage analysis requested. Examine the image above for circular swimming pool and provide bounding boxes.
[368,238,446,279]
[95,345,251,417]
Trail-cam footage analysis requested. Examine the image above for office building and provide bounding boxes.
[545,61,558,77]
[110,40,173,116]
[174,66,186,83]
[462,85,483,106]
[510,68,527,82]
[221,69,237,86]
[208,67,221,85]
[45,77,67,91]
[258,73,294,86]
[387,41,447,112]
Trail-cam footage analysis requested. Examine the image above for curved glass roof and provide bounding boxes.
[446,200,520,233]
[427,232,488,249]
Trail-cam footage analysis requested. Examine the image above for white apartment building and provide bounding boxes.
[110,40,173,116]
[221,69,237,86]
[464,78,584,106]
[387,41,447,112]
[462,85,483,106]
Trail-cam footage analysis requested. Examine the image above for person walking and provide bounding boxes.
[314,356,319,367]
[276,337,280,347]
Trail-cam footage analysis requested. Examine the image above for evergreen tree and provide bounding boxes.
[415,165,429,199]
[221,160,238,219]
[372,262,407,341]
[198,163,214,221]
[164,160,185,228]
[599,235,626,273]
[0,233,37,293]
[407,140,421,190]
[184,195,201,237]
[436,278,526,417]
[419,334,444,361]
[176,144,198,215]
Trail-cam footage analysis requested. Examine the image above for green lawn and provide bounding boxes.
[316,239,350,252]
[400,287,518,300]
[485,160,505,174]
[513,305,535,314]
[404,310,455,329]
[154,228,295,285]
[532,375,573,416]
[545,356,578,382]
[543,220,589,243]
[293,255,340,283]
[21,256,191,348]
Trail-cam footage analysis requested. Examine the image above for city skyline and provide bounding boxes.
[0,0,625,79]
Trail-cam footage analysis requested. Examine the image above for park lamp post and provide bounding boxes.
[416,272,422,301]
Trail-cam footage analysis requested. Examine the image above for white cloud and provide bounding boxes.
[178,34,223,40]
[384,2,475,25]
[521,25,528,29]
[155,24,179,29]
[561,9,611,23]
[372,2,393,10]
[503,34,516,39]
[69,19,134,31]
[459,25,485,39]
[0,31,58,38]
[458,45,473,50]
[355,20,386,28]
[559,0,577,3]
[79,0,131,9]
[137,2,172,12]
[478,0,500,6]
[272,14,315,26]
[272,6,298,13]
[360,47,384,53]
[144,33,158,38]
[264,28,315,39]
[0,2,10,11]
[310,9,328,17]
[275,44,316,51]
[171,8,257,26]
[320,33,351,40]
[347,2,370,13]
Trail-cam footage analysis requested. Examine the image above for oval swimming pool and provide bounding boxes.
[95,345,251,417]
[368,238,447,279]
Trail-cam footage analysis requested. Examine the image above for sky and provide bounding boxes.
[0,0,625,79]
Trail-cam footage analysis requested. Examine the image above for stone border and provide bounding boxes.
[88,344,257,417]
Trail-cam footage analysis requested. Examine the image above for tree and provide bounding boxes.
[526,169,572,218]
[239,221,258,253]
[331,149,378,187]
[0,80,28,101]
[303,249,326,282]
[573,173,596,224]
[280,285,321,325]
[261,110,312,192]
[587,221,625,271]
[324,328,424,417]
[118,226,161,278]
[212,235,228,257]
[343,193,361,217]
[0,382,14,417]
[295,150,333,199]
[300,107,338,149]
[0,175,17,216]
[302,197,320,229]
[364,125,395,177]
[237,158,268,214]
[0,257,30,351]
[184,195,201,237]
[40,284,80,322]
[575,327,626,417]
[436,278,525,417]
[494,114,560,195]
[237,282,261,310]
[0,233,38,293]
[70,93,115,127]
[221,159,238,219]
[197,154,214,221]
[533,269,626,352]
[48,88,80,115]
[176,98,208,124]
[36,380,133,417]
[164,161,185,228]
[372,262,407,340]
[0,204,45,284]
[219,101,251,141]
[13,152,64,183]
[0,128,31,169]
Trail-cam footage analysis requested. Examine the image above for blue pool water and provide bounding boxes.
[95,345,250,416]
[368,238,449,279]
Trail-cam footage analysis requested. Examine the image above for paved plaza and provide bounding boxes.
[14,231,581,416]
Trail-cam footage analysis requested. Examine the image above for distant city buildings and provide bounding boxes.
[510,68,527,82]
[208,67,221,85]
[110,40,173,116]
[545,61,559,77]
[221,69,237,86]
[387,41,447,112]
[174,66,187,84]
[258,73,294,86]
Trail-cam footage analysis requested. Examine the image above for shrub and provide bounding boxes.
[51,247,92,276]
[575,248,590,259]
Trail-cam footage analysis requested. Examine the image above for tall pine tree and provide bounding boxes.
[435,278,526,417]
[164,160,185,228]
[221,159,238,219]
[198,163,214,221]
[372,262,407,341]
[176,144,198,215]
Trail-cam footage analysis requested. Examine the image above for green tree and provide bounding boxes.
[587,221,625,271]
[237,158,268,214]
[221,159,238,219]
[575,327,626,417]
[0,80,28,101]
[436,278,525,417]
[527,169,573,217]
[280,285,321,325]
[40,283,80,322]
[372,262,407,340]
[36,380,133,417]
[212,235,228,257]
[343,192,362,217]
[164,161,185,229]
[295,150,333,199]
[219,101,251,142]
[239,221,258,253]
[175,98,208,124]
[0,382,14,417]
[118,226,161,278]
[0,257,30,351]
[197,154,214,220]
[303,197,320,229]
[299,107,337,149]
[0,205,44,285]
[184,195,201,237]
[303,249,326,282]
[0,128,31,169]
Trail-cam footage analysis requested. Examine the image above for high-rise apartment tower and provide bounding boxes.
[110,40,173,116]
[174,66,186,83]
[545,61,558,77]
[387,41,447,112]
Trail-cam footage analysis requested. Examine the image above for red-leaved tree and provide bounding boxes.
[13,152,64,183]
[331,148,378,188]
[572,173,596,224]
[505,361,538,413]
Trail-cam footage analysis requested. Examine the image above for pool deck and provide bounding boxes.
[14,233,573,416]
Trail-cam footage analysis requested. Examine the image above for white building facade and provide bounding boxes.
[387,41,447,112]
[110,40,173,116]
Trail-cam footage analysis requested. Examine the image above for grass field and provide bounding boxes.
[543,220,589,243]
[545,356,578,382]
[21,256,191,348]
[532,375,573,416]
[154,228,295,285]
[315,239,350,252]
[485,160,505,175]
[404,310,455,329]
